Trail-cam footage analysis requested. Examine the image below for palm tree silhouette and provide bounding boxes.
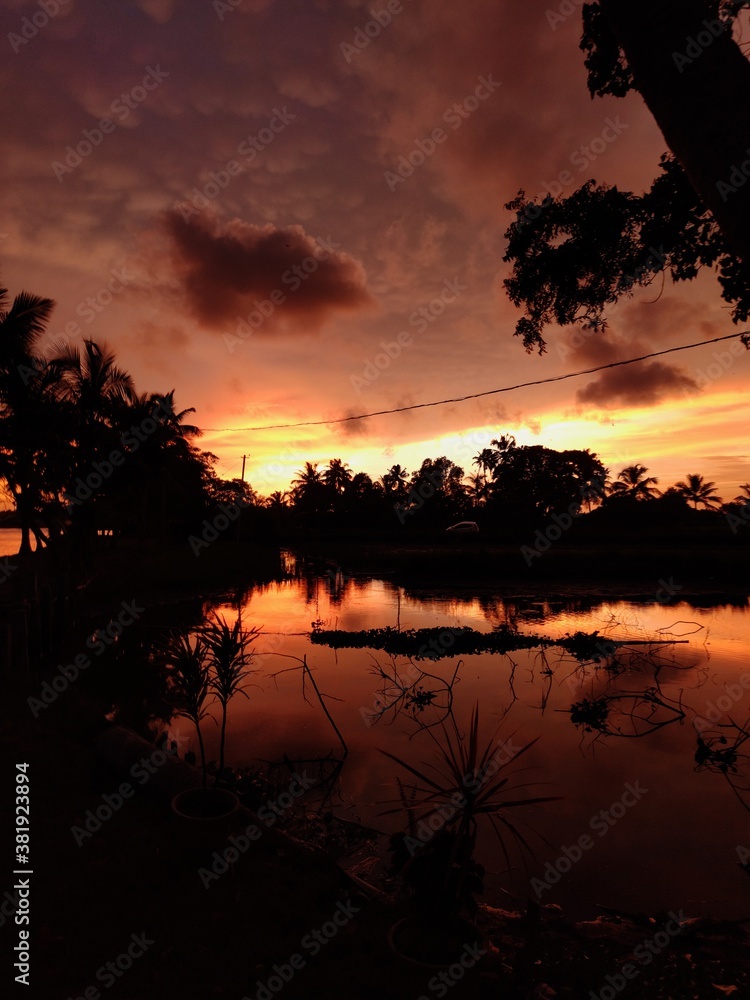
[265,491,289,510]
[54,338,135,425]
[465,472,490,505]
[608,464,661,501]
[381,463,409,497]
[0,284,60,553]
[472,448,498,476]
[323,458,352,493]
[674,473,722,509]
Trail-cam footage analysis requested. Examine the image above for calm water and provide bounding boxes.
[163,567,750,922]
[0,528,26,558]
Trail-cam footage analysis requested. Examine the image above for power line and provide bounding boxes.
[202,331,749,433]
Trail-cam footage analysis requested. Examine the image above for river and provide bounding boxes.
[166,565,750,921]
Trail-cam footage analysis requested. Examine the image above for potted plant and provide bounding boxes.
[381,705,557,969]
[162,632,238,843]
[200,612,260,779]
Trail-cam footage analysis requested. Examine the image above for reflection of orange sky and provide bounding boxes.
[176,581,750,919]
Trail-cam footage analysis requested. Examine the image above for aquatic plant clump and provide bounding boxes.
[310,623,632,661]
[310,624,557,659]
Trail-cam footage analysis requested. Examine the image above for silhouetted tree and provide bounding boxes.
[323,458,352,494]
[0,283,66,552]
[381,463,410,500]
[609,464,661,500]
[504,2,750,353]
[674,473,722,509]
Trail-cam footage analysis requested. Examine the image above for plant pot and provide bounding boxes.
[387,913,486,970]
[170,787,240,859]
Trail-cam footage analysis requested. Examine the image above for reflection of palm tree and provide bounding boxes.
[674,473,722,510]
[609,464,661,501]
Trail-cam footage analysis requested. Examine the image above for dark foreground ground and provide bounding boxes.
[2,687,749,1000]
[1,534,749,998]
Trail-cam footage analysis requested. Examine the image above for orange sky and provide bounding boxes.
[3,0,750,500]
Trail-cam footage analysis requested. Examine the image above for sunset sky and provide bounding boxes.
[3,0,749,499]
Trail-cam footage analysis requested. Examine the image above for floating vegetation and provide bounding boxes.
[310,623,664,662]
[570,697,610,733]
[311,624,556,659]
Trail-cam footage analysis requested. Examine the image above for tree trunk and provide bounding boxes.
[19,522,31,556]
[601,0,750,270]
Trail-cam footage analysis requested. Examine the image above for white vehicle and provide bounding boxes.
[445,521,479,534]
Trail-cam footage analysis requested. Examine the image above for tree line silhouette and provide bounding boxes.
[1,279,747,556]
[0,281,249,558]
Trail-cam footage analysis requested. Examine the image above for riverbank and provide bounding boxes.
[292,535,750,599]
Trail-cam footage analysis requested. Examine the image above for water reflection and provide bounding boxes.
[86,557,750,920]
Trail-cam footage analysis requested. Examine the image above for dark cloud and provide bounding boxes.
[576,361,698,407]
[157,209,374,331]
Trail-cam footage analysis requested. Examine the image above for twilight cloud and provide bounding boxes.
[154,209,375,333]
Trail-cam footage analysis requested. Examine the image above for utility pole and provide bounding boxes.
[237,454,247,542]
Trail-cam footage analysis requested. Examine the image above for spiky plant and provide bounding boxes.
[201,613,260,774]
[380,705,558,913]
[162,633,212,790]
